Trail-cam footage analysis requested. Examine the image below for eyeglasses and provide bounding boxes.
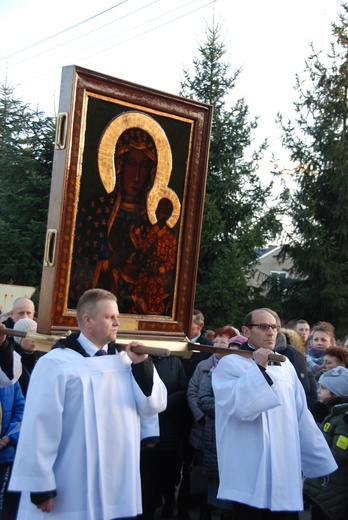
[248,323,280,332]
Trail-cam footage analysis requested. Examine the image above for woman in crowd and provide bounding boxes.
[196,334,247,520]
[322,346,348,372]
[313,346,348,423]
[187,326,239,520]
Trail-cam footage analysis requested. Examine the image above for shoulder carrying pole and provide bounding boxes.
[0,329,286,362]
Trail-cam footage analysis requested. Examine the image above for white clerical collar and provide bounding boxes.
[78,332,108,357]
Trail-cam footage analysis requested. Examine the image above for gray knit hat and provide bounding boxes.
[319,366,348,399]
[13,318,37,345]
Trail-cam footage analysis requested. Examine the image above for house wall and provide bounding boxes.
[247,248,294,290]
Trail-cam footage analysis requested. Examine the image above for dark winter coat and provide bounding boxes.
[180,330,213,442]
[13,343,46,397]
[196,370,218,479]
[0,337,16,381]
[180,329,212,381]
[187,355,216,450]
[303,402,348,520]
[151,355,188,451]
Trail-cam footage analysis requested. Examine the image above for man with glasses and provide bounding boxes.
[212,308,337,520]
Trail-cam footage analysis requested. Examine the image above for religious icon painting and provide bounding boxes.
[38,65,213,339]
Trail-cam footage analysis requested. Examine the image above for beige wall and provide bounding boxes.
[247,247,294,289]
[0,284,36,313]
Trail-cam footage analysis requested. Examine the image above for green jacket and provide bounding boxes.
[303,401,348,520]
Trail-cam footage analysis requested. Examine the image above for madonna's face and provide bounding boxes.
[120,148,154,202]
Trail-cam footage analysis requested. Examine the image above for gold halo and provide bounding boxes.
[98,111,180,228]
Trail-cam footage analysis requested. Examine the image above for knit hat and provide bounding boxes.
[319,366,348,399]
[228,334,248,347]
[13,318,37,345]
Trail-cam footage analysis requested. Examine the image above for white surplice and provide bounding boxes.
[212,355,338,512]
[9,347,167,519]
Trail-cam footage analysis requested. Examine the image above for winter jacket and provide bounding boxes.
[180,330,212,381]
[151,355,188,451]
[196,371,218,479]
[0,381,25,464]
[187,355,216,450]
[303,402,348,520]
[13,343,46,397]
[0,337,16,381]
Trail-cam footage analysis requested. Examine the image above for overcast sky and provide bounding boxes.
[0,0,342,175]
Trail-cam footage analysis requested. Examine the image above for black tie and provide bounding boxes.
[95,349,107,356]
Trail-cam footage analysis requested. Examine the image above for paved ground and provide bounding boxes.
[153,498,311,520]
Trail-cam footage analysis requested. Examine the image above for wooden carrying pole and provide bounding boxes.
[0,329,286,362]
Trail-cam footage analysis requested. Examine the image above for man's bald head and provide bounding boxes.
[11,297,35,323]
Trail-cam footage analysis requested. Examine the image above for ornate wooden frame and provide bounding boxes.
[37,65,213,339]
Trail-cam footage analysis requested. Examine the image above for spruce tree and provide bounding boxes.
[276,2,348,336]
[180,24,281,328]
[0,82,55,294]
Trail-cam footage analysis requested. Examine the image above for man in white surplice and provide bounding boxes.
[212,308,338,520]
[9,288,167,520]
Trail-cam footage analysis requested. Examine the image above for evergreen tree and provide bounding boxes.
[180,24,282,328]
[276,2,348,336]
[0,82,55,295]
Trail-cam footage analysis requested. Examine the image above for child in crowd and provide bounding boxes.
[303,366,348,520]
[0,380,25,519]
[306,325,335,379]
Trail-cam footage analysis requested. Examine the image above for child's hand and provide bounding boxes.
[0,436,10,449]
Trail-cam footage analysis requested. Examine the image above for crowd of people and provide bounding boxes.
[0,297,347,520]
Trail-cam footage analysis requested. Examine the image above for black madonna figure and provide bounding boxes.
[69,107,182,317]
[70,128,158,314]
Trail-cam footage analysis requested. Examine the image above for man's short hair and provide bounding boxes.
[294,319,309,327]
[311,324,334,338]
[76,289,117,325]
[193,309,204,326]
[243,309,276,328]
